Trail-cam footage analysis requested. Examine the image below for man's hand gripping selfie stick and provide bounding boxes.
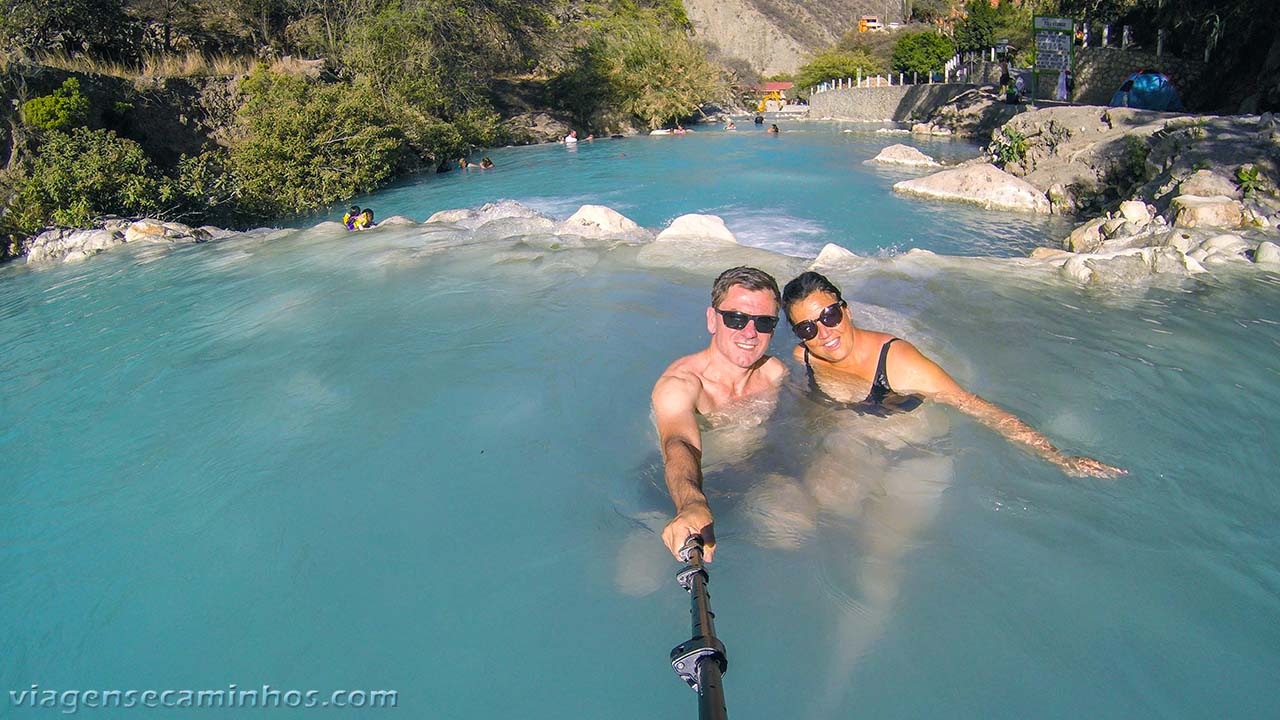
[669,534,729,720]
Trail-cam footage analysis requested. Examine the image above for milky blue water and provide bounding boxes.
[319,121,1075,258]
[2,124,1279,719]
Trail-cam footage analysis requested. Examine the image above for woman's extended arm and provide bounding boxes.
[887,340,1126,478]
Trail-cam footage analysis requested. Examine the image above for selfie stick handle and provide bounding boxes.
[670,535,728,720]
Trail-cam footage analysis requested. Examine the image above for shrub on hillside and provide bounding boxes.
[551,11,723,130]
[606,20,723,128]
[11,127,169,233]
[21,78,91,133]
[891,32,955,76]
[228,69,406,217]
[796,49,887,90]
[0,0,140,61]
[954,0,1028,54]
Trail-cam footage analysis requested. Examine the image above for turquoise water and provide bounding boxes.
[324,121,1074,258]
[2,126,1279,719]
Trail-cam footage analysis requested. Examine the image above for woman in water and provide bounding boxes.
[758,271,1123,715]
[782,271,1123,477]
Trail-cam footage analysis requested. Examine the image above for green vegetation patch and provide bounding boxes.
[229,69,406,218]
[21,78,91,133]
[891,32,955,76]
[11,127,169,233]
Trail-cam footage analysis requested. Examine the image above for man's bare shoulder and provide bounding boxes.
[653,352,708,406]
[759,355,789,384]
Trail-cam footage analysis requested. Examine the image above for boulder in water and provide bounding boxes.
[654,214,738,244]
[378,215,417,226]
[893,163,1051,213]
[561,205,643,239]
[26,228,125,264]
[810,243,862,271]
[1064,217,1106,253]
[1199,233,1252,258]
[1255,240,1280,264]
[124,219,210,244]
[865,144,940,167]
[426,200,549,230]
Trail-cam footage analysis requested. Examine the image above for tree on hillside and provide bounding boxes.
[228,69,405,216]
[127,0,201,52]
[10,127,169,233]
[549,10,723,130]
[796,49,888,90]
[1,0,140,60]
[910,0,952,23]
[954,0,1032,52]
[892,32,955,75]
[604,20,724,128]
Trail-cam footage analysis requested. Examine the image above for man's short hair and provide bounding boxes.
[711,266,781,309]
[781,271,843,320]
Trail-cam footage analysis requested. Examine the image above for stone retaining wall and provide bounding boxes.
[1072,47,1205,106]
[808,83,973,122]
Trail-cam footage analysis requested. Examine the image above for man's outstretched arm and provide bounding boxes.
[652,373,717,561]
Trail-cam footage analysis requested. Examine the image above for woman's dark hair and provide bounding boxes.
[782,272,843,320]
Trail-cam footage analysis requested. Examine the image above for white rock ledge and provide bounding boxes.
[893,163,1051,214]
[865,144,940,168]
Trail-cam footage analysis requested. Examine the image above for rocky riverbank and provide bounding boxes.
[18,103,1280,289]
[882,104,1280,284]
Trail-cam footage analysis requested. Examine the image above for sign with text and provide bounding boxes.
[1034,16,1074,32]
[1034,16,1074,73]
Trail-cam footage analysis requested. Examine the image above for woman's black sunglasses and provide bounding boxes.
[791,301,846,341]
[714,308,779,334]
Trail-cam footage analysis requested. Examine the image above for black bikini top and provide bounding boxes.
[802,337,924,416]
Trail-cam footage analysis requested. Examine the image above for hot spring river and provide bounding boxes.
[2,123,1278,718]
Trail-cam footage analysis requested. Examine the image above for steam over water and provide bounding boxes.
[2,125,1278,718]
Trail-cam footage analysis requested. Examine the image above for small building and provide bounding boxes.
[750,81,795,112]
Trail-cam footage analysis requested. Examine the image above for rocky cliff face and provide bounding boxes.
[683,0,901,76]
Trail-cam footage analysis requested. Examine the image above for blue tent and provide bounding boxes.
[1110,71,1184,111]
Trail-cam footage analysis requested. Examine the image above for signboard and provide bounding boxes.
[1032,16,1075,101]
[1034,16,1073,32]
[1035,32,1072,71]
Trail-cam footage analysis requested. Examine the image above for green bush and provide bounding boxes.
[796,49,887,90]
[11,127,169,233]
[21,78,91,133]
[171,150,239,225]
[228,69,406,217]
[954,0,1027,53]
[891,32,955,76]
[991,126,1028,165]
[552,11,724,130]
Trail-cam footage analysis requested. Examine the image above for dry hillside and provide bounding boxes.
[684,0,903,76]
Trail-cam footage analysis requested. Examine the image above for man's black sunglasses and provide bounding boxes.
[714,308,779,334]
[791,301,846,341]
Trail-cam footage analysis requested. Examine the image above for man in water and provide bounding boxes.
[651,267,787,562]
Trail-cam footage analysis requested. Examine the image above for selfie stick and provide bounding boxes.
[669,534,729,720]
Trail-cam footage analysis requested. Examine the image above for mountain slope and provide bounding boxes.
[684,0,902,76]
